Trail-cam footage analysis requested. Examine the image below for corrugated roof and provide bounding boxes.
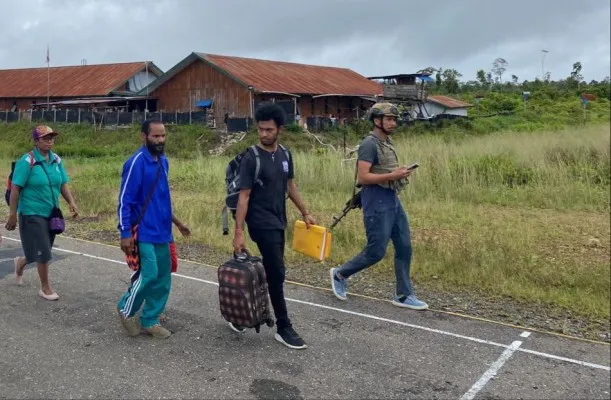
[143,52,382,97]
[0,62,162,98]
[200,53,383,96]
[427,95,473,109]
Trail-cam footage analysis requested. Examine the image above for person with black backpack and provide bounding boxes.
[4,125,78,300]
[231,102,316,350]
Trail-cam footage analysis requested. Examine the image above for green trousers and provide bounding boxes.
[118,242,171,328]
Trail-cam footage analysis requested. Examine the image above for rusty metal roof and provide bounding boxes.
[427,95,473,109]
[142,52,382,97]
[0,62,162,98]
[200,53,383,96]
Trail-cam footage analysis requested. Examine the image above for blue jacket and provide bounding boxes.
[117,146,173,243]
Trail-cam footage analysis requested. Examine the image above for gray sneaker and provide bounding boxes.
[392,294,429,310]
[144,324,171,339]
[330,267,348,301]
[117,308,141,337]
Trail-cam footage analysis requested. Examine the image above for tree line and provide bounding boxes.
[418,60,611,100]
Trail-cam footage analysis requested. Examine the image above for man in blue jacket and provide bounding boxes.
[116,120,190,339]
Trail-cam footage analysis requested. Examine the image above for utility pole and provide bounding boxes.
[541,49,549,81]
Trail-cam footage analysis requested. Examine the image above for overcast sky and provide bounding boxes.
[1,0,609,82]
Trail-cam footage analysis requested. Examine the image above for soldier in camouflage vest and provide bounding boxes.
[330,102,428,310]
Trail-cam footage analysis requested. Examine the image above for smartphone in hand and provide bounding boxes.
[407,163,419,170]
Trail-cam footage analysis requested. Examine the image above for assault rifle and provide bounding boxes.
[329,190,362,230]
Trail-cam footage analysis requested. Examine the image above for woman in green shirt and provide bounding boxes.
[5,125,78,301]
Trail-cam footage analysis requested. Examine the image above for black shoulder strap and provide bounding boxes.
[135,161,163,226]
[39,162,59,209]
[279,144,290,161]
[249,145,262,186]
[352,156,359,197]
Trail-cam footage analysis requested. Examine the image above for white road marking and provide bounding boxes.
[460,340,523,400]
[519,348,610,371]
[2,236,610,372]
[521,331,532,338]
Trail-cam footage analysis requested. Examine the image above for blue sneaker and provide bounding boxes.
[330,267,348,301]
[392,294,428,310]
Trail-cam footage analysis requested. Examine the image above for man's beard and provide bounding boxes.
[261,135,278,146]
[146,140,165,155]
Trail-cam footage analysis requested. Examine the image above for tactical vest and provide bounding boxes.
[365,134,408,192]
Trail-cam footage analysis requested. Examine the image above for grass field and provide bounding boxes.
[0,123,609,326]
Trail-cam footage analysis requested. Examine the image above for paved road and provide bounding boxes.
[0,234,609,399]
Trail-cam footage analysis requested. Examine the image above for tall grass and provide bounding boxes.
[0,123,608,319]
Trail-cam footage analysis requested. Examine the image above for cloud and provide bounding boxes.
[0,0,609,82]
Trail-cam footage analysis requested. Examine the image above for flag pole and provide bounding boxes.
[46,45,50,110]
[145,61,149,113]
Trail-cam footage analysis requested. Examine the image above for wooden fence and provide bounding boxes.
[0,109,215,128]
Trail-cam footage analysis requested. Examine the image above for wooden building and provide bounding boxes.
[367,73,434,104]
[141,52,383,125]
[0,61,163,111]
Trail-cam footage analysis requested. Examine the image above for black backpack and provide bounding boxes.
[221,144,289,235]
[5,151,37,206]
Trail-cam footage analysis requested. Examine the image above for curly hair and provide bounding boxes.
[254,102,286,127]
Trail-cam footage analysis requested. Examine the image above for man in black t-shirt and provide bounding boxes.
[232,102,316,350]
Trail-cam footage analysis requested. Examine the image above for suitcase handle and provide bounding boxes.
[233,249,252,262]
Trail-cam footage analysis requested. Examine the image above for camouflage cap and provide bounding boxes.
[32,125,59,140]
[368,102,399,120]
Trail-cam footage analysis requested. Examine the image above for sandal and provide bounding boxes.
[39,290,59,301]
[14,257,23,286]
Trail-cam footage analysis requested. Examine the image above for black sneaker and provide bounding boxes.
[275,326,307,350]
[228,322,246,333]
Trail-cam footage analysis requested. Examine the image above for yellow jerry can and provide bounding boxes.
[291,220,332,261]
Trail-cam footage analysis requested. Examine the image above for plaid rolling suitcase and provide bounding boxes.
[218,251,274,332]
